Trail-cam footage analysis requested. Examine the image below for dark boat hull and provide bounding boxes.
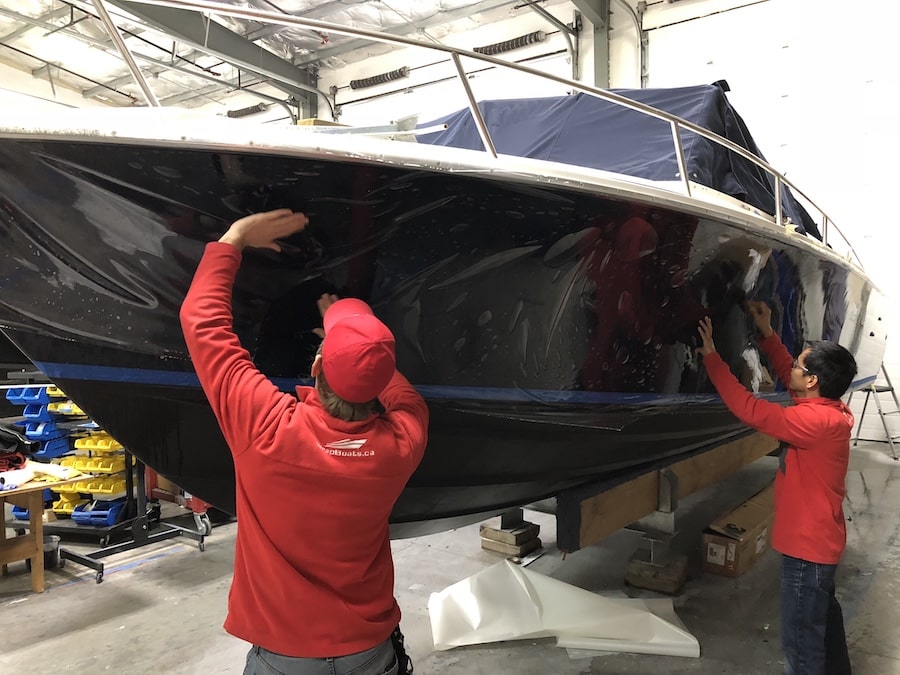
[4,368,749,522]
[0,133,887,534]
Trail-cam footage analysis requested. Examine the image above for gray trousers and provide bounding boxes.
[243,637,398,675]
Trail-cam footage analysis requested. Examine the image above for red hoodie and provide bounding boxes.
[703,334,852,564]
[180,242,429,657]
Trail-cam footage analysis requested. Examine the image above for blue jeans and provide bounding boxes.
[243,637,398,675]
[780,555,851,675]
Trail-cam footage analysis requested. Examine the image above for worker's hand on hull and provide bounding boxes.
[697,316,716,356]
[219,209,309,252]
[312,293,339,339]
[746,300,774,339]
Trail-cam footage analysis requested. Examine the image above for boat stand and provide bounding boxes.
[618,468,691,594]
[57,452,206,583]
[553,431,780,591]
[480,507,543,560]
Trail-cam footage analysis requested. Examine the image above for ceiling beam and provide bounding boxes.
[0,5,129,82]
[86,53,295,113]
[243,0,349,42]
[83,67,166,97]
[0,6,71,43]
[158,82,222,105]
[81,44,225,97]
[0,5,287,110]
[0,41,137,103]
[572,0,609,88]
[571,0,609,29]
[292,0,519,67]
[84,55,239,99]
[109,0,317,105]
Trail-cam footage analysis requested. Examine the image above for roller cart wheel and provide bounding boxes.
[199,539,206,553]
[194,513,212,537]
[96,570,104,584]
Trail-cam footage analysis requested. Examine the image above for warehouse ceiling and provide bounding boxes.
[0,0,578,112]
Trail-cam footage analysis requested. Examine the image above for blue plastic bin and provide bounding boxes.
[9,489,53,520]
[32,437,71,459]
[24,421,68,442]
[5,387,25,405]
[72,499,126,527]
[19,387,50,405]
[22,403,63,423]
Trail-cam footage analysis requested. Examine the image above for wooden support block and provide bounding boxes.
[557,432,779,552]
[669,432,780,500]
[575,472,659,546]
[479,521,540,546]
[625,555,688,595]
[481,536,542,557]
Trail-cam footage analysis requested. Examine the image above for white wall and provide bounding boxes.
[317,2,663,124]
[188,86,300,125]
[319,7,578,126]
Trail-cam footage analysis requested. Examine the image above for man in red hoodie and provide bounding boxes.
[697,301,856,675]
[180,209,429,675]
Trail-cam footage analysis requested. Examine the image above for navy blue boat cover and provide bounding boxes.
[418,82,820,239]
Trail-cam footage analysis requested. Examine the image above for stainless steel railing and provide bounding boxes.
[122,0,861,268]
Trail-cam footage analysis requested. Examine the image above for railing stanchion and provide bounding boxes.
[450,53,497,159]
[670,121,690,198]
[775,176,786,231]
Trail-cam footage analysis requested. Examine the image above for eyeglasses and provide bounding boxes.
[792,359,812,375]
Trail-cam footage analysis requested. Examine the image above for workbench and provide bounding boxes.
[0,476,82,592]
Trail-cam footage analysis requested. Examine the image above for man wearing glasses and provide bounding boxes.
[697,301,857,675]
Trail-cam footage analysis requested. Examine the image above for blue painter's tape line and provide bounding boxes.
[33,360,863,405]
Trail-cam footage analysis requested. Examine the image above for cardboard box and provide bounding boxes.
[702,482,775,577]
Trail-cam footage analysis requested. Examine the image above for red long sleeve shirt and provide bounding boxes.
[703,334,852,564]
[180,242,429,657]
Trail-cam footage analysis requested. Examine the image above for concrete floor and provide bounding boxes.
[2,441,899,674]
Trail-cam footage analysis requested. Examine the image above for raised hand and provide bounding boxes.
[696,316,716,356]
[312,293,339,339]
[746,300,774,338]
[219,209,309,252]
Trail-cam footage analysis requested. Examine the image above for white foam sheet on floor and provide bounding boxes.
[427,559,699,658]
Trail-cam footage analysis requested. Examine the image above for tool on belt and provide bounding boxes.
[390,627,413,675]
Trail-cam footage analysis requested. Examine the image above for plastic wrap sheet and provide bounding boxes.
[428,559,699,658]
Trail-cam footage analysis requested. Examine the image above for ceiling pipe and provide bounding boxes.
[90,0,160,106]
[520,0,579,80]
[616,0,647,88]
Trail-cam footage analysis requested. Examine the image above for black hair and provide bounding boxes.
[803,341,857,399]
